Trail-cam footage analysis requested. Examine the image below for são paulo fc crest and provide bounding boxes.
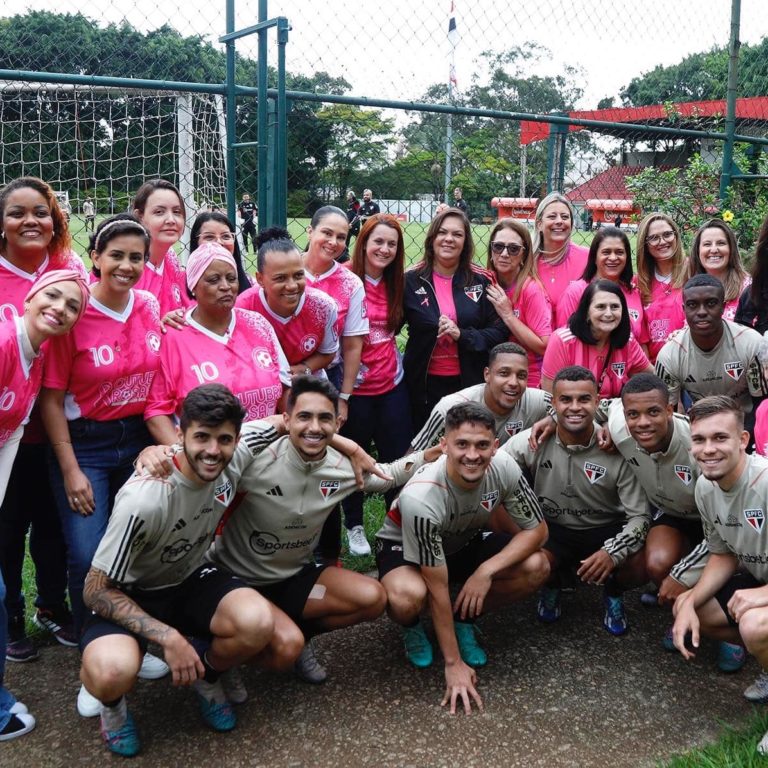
[628,309,639,322]
[214,478,233,506]
[464,284,482,303]
[319,480,340,499]
[744,508,765,533]
[584,461,606,484]
[674,465,692,486]
[480,490,500,512]
[725,361,744,381]
[611,362,626,378]
[505,420,523,436]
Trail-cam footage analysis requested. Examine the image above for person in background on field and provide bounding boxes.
[402,208,507,432]
[345,190,361,250]
[132,179,191,317]
[484,218,551,387]
[452,187,469,217]
[531,192,589,324]
[541,280,653,398]
[339,214,412,557]
[688,218,750,323]
[736,212,768,335]
[635,213,688,363]
[83,197,96,233]
[237,193,258,254]
[555,226,648,350]
[39,215,169,718]
[0,176,88,663]
[0,270,89,742]
[358,189,380,228]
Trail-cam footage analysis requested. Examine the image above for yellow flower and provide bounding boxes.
[722,210,735,223]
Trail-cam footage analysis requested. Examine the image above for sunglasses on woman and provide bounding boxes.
[491,242,525,256]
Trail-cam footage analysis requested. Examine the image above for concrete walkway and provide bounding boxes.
[3,586,761,768]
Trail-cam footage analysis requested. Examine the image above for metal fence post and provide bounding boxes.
[257,0,269,229]
[225,0,237,225]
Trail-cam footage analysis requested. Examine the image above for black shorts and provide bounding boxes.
[256,563,330,624]
[375,531,513,582]
[80,563,247,652]
[649,510,703,543]
[714,571,763,627]
[543,521,622,568]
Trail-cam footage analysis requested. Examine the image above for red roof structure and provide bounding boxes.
[520,96,768,146]
[566,165,672,204]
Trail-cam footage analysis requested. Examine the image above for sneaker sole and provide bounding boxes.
[5,651,40,663]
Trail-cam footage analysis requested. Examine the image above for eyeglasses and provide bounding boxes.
[200,232,236,244]
[491,242,525,257]
[646,230,676,246]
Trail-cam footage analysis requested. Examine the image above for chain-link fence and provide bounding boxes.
[2,1,768,268]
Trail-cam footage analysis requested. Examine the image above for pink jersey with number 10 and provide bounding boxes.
[43,289,162,421]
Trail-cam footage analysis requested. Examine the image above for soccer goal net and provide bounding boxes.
[0,82,228,224]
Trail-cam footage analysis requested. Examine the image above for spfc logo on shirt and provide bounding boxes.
[674,464,692,486]
[505,420,524,436]
[584,461,606,484]
[319,480,340,499]
[480,490,500,512]
[252,347,274,369]
[744,508,765,533]
[146,331,161,354]
[724,361,744,381]
[300,335,317,354]
[611,362,626,378]
[464,284,482,303]
[214,478,233,506]
[629,309,639,322]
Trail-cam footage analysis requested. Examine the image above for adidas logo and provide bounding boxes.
[541,460,553,469]
[627,457,639,466]
[684,375,696,383]
[266,485,284,497]
[171,519,187,532]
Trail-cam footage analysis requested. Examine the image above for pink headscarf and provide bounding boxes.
[25,269,91,323]
[185,242,238,291]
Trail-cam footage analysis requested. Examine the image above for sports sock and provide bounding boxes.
[100,696,127,731]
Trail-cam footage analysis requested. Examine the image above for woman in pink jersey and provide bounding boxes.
[484,218,551,387]
[0,177,88,661]
[689,218,750,323]
[635,213,688,363]
[303,206,369,426]
[40,216,161,634]
[0,269,87,742]
[531,192,589,322]
[237,228,338,376]
[339,214,412,556]
[131,179,191,316]
[145,241,289,443]
[541,280,653,398]
[554,226,649,349]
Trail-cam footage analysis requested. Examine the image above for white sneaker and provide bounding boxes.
[346,525,371,556]
[220,667,248,705]
[137,652,169,680]
[77,684,103,718]
[0,712,35,741]
[759,727,768,756]
[9,701,28,715]
[744,670,768,702]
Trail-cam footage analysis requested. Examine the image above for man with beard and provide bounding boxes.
[504,366,650,635]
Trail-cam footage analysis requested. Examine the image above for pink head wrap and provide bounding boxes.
[185,241,238,292]
[25,269,91,323]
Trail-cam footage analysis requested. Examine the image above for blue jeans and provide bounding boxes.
[340,381,413,528]
[0,566,18,731]
[49,416,150,633]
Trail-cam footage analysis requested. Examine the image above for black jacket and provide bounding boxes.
[402,266,507,406]
[735,283,768,335]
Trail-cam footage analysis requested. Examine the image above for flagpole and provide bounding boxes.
[444,2,457,203]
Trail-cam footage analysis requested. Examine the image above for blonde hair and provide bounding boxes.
[486,218,541,303]
[532,192,576,264]
[635,212,688,305]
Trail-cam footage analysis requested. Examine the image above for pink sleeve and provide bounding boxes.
[523,281,553,337]
[42,333,75,390]
[755,400,768,456]
[541,332,571,381]
[626,336,652,374]
[555,282,582,329]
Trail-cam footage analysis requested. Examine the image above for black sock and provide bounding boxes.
[102,698,122,708]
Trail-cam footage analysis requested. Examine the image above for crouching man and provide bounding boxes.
[376,402,549,714]
[80,385,283,757]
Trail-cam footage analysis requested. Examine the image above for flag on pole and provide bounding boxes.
[448,1,458,89]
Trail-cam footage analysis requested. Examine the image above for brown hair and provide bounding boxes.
[0,176,72,265]
[688,394,744,430]
[635,213,688,305]
[351,214,404,333]
[689,218,747,304]
[132,179,186,220]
